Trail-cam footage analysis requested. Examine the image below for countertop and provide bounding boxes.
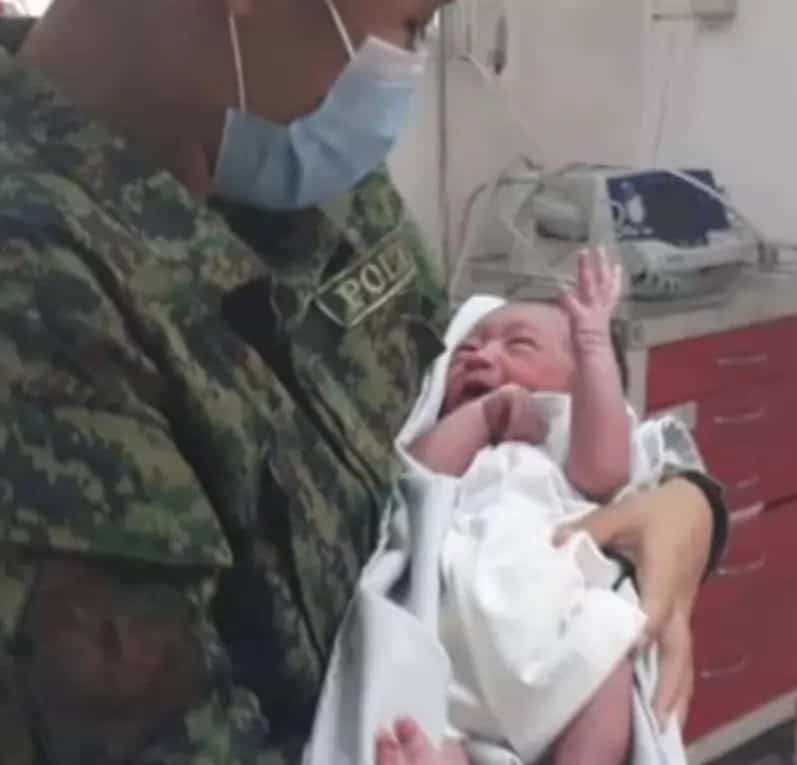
[626,265,797,348]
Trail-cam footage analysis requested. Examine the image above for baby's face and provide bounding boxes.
[442,303,575,415]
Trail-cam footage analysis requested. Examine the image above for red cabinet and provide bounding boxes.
[647,318,797,410]
[645,317,797,744]
[686,503,797,740]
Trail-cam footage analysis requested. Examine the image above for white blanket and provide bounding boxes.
[439,427,649,763]
[304,295,704,765]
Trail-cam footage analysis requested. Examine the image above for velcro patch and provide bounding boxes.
[315,233,418,328]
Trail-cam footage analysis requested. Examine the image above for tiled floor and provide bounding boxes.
[707,722,794,765]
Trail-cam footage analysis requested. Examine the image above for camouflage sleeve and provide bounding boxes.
[411,235,451,335]
[140,686,305,765]
[0,231,230,566]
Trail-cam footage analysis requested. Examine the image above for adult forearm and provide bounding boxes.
[669,472,727,577]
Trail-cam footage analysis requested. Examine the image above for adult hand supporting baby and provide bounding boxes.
[376,720,470,765]
[553,478,713,729]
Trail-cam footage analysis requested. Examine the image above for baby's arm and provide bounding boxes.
[408,398,494,477]
[409,386,549,477]
[563,250,630,500]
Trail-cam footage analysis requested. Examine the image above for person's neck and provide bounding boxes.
[18,1,219,199]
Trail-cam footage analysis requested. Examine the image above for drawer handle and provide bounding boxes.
[732,476,761,493]
[717,552,767,578]
[698,653,750,681]
[729,502,765,526]
[715,353,769,368]
[713,406,767,427]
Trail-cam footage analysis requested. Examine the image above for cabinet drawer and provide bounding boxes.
[739,505,797,724]
[691,506,764,686]
[694,505,766,619]
[687,576,761,737]
[692,378,797,451]
[687,595,760,743]
[751,500,797,592]
[686,503,797,741]
[686,639,790,743]
[695,503,797,625]
[754,593,797,708]
[702,437,797,512]
[647,318,797,409]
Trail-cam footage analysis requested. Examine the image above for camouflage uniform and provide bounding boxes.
[0,21,447,765]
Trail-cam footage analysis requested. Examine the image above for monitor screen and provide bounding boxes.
[608,170,730,247]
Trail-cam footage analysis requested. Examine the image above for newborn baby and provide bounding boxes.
[409,250,681,765]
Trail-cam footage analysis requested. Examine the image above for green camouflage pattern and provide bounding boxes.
[0,21,448,764]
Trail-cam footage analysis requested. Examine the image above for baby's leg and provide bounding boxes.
[553,659,634,765]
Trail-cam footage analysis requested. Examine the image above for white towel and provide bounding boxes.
[438,436,647,764]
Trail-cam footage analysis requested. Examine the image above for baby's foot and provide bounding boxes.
[376,720,470,765]
[440,741,470,765]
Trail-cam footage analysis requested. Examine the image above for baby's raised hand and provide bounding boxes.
[561,247,622,355]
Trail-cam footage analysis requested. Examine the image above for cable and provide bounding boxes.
[456,53,548,163]
[448,158,538,299]
[449,160,599,299]
[455,162,541,256]
[652,22,681,160]
[444,51,548,299]
[446,30,598,298]
[438,8,453,283]
[655,23,699,161]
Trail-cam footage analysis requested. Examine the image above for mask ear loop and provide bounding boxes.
[322,0,356,60]
[228,14,248,112]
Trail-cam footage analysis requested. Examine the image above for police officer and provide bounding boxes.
[0,2,725,764]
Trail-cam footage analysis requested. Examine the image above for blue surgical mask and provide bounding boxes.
[213,1,426,210]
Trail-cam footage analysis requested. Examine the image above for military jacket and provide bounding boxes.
[0,32,448,736]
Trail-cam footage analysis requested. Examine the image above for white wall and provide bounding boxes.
[442,0,653,266]
[654,1,797,244]
[391,0,797,271]
[392,0,651,267]
[389,65,444,262]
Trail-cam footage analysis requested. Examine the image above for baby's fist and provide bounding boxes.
[483,384,550,445]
